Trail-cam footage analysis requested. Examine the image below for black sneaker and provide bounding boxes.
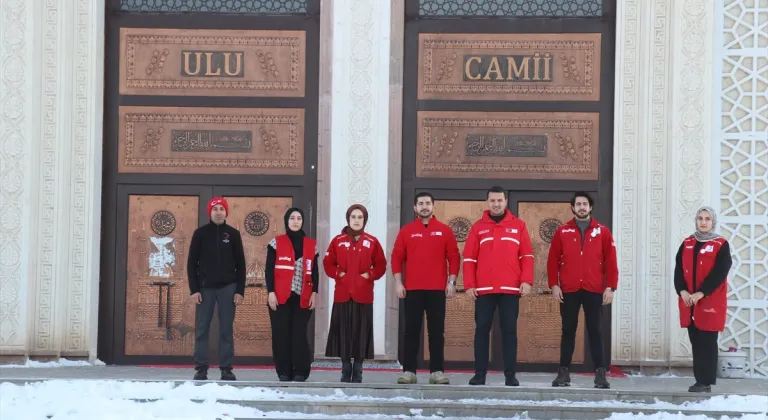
[468,373,486,385]
[278,375,292,382]
[293,375,307,382]
[220,368,236,381]
[594,367,610,389]
[688,383,711,393]
[505,375,519,386]
[552,367,571,387]
[193,367,208,380]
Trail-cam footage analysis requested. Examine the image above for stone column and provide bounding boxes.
[612,0,716,367]
[315,0,403,359]
[0,0,105,360]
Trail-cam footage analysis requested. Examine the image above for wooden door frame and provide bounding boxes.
[99,1,321,364]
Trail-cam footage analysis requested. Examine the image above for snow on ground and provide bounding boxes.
[0,380,765,420]
[0,358,106,368]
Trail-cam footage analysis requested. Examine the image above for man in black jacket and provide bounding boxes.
[187,197,246,381]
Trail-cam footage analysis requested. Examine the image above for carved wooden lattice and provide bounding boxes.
[119,0,307,13]
[419,0,602,17]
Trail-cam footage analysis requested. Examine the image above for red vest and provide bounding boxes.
[678,236,728,332]
[274,235,316,308]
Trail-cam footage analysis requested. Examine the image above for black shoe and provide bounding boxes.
[351,361,363,383]
[688,383,711,393]
[278,375,292,382]
[220,368,236,381]
[468,373,486,385]
[594,367,610,389]
[293,375,307,382]
[340,361,352,383]
[505,375,519,386]
[552,367,571,387]
[193,367,208,380]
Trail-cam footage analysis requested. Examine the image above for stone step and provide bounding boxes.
[2,377,743,405]
[171,398,756,420]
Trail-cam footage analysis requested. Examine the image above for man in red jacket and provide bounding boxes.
[392,192,460,385]
[463,186,534,386]
[546,191,618,389]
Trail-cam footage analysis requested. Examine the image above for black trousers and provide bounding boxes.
[269,292,313,378]
[560,289,605,369]
[474,293,520,377]
[194,283,236,369]
[401,290,446,373]
[688,324,719,385]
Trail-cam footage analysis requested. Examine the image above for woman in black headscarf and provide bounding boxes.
[265,207,319,382]
[673,206,732,392]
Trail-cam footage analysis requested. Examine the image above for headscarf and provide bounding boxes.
[284,207,305,258]
[693,206,721,242]
[344,204,368,238]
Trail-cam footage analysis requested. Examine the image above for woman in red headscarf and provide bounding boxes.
[323,204,387,383]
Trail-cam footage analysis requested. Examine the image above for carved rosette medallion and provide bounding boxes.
[539,218,562,243]
[150,210,177,236]
[448,217,472,242]
[244,211,270,236]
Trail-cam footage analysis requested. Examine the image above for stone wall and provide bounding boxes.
[0,0,105,358]
[712,0,767,377]
[611,0,716,366]
[314,0,404,359]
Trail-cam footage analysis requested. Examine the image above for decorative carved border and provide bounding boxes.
[418,33,601,101]
[119,108,303,174]
[119,28,305,97]
[418,112,597,179]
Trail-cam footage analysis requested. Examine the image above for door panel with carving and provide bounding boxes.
[517,202,585,364]
[224,196,293,357]
[425,201,488,362]
[125,195,198,356]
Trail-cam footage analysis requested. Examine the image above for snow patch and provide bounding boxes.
[0,380,765,420]
[0,359,106,368]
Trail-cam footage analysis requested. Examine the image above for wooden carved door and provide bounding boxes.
[514,196,587,365]
[424,200,493,367]
[209,186,300,363]
[118,185,305,364]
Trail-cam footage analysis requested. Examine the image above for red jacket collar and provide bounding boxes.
[411,215,439,227]
[565,217,599,229]
[480,209,516,224]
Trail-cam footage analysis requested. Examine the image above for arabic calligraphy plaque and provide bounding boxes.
[118,106,304,175]
[416,111,599,180]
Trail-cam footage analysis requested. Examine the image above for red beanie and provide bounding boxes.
[207,197,229,217]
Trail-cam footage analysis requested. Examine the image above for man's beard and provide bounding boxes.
[572,209,591,220]
[419,210,432,219]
